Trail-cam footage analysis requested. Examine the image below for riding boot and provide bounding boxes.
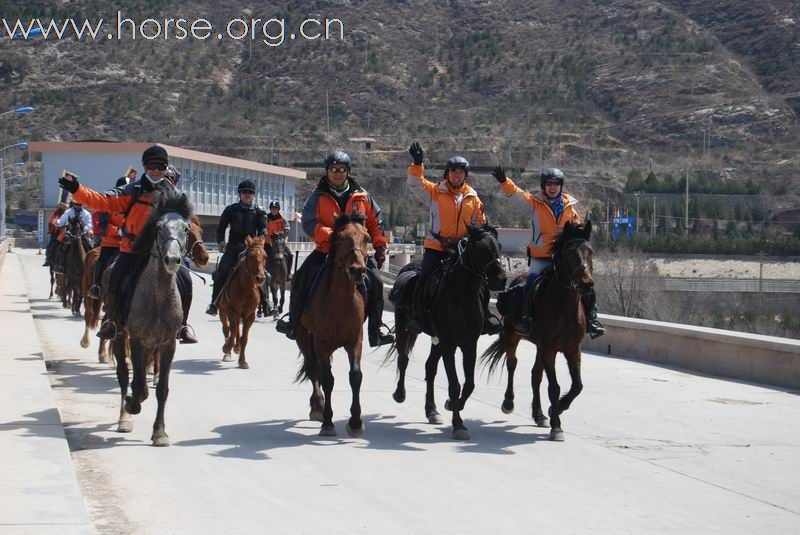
[206,274,221,316]
[178,282,197,344]
[276,271,305,340]
[366,268,394,347]
[97,292,119,339]
[514,284,534,336]
[582,288,606,339]
[89,256,103,300]
[480,281,503,336]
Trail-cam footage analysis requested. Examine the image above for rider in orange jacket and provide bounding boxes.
[88,176,129,301]
[59,145,196,343]
[406,142,501,335]
[42,202,68,267]
[493,166,604,338]
[276,150,394,347]
[266,200,293,274]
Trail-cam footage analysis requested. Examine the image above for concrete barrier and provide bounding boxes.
[583,314,800,390]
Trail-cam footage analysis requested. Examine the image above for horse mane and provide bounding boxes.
[132,190,193,254]
[467,222,498,240]
[549,221,592,261]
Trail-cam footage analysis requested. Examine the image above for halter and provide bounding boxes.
[235,246,265,281]
[189,238,205,260]
[152,220,188,260]
[553,238,592,293]
[338,246,367,275]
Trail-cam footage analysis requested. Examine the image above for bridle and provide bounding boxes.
[456,232,501,282]
[188,238,205,260]
[153,221,188,260]
[236,246,265,281]
[553,238,592,293]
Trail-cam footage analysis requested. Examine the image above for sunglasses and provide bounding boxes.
[240,190,255,195]
[544,181,561,187]
[145,162,167,171]
[327,166,348,174]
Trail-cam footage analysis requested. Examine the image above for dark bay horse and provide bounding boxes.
[218,235,266,369]
[112,191,191,446]
[267,233,289,317]
[389,223,506,440]
[482,221,594,441]
[296,213,370,437]
[62,218,88,316]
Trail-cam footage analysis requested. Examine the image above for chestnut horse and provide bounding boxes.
[62,218,88,316]
[81,215,209,367]
[482,221,594,441]
[296,213,370,437]
[218,235,266,369]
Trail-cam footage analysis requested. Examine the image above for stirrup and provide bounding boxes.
[588,322,606,339]
[97,320,119,339]
[178,324,199,344]
[89,285,101,299]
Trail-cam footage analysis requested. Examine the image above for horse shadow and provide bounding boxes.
[170,358,229,376]
[61,420,142,451]
[173,413,550,460]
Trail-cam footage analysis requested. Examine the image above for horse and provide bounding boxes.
[62,218,88,316]
[266,233,289,317]
[111,190,191,447]
[481,221,594,442]
[296,213,370,437]
[388,223,506,439]
[217,235,266,369]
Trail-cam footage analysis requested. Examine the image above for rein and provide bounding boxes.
[553,238,592,293]
[456,234,501,281]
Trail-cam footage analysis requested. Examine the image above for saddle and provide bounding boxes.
[496,267,554,322]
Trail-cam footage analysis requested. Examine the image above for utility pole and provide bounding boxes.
[270,137,274,165]
[635,194,640,234]
[652,194,656,237]
[684,166,689,236]
[325,89,330,138]
[758,250,764,310]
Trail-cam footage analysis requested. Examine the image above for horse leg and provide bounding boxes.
[114,337,133,432]
[531,353,549,427]
[392,334,410,404]
[553,349,583,418]
[440,345,468,440]
[457,341,478,411]
[98,337,110,365]
[541,351,563,441]
[237,313,255,369]
[152,348,160,387]
[125,338,148,416]
[424,345,443,424]
[318,347,337,437]
[345,344,365,437]
[278,287,285,314]
[220,308,233,361]
[502,335,520,414]
[80,324,91,349]
[49,269,54,299]
[151,340,175,447]
[231,313,242,355]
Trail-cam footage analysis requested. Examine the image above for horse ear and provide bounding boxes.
[564,221,573,233]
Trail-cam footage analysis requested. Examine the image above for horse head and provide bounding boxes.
[134,191,193,275]
[551,220,594,294]
[462,223,507,291]
[187,215,210,267]
[243,235,267,285]
[270,233,286,261]
[331,213,369,286]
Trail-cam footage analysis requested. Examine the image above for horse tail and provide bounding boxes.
[382,329,417,368]
[480,331,508,377]
[295,336,316,383]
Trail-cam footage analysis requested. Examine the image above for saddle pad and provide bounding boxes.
[389,270,417,306]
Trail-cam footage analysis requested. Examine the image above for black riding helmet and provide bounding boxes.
[269,200,280,209]
[324,150,352,170]
[540,168,565,190]
[142,145,168,166]
[443,156,470,181]
[238,180,256,193]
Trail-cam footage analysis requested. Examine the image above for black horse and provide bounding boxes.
[388,223,506,439]
[62,218,89,316]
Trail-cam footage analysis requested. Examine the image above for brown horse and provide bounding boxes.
[62,218,88,316]
[218,235,266,369]
[482,221,594,441]
[267,233,289,316]
[296,213,370,437]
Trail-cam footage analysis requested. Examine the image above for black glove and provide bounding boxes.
[374,246,387,270]
[409,142,424,165]
[58,174,80,193]
[492,166,507,184]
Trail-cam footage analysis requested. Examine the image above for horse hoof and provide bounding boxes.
[309,410,324,422]
[444,399,452,411]
[151,434,170,447]
[427,412,443,425]
[117,420,133,433]
[535,417,550,428]
[222,353,232,362]
[346,421,365,438]
[392,390,406,404]
[124,396,141,415]
[550,428,565,442]
[80,338,89,349]
[319,425,337,437]
[238,361,249,369]
[501,400,514,414]
[452,428,470,440]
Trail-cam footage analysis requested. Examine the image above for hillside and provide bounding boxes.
[1,0,799,230]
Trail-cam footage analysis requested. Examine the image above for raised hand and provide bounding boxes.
[58,173,80,193]
[492,166,507,184]
[409,142,424,165]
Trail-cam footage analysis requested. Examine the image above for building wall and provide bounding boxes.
[42,151,141,208]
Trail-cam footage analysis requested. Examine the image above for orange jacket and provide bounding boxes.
[98,212,126,248]
[72,178,175,253]
[500,177,581,258]
[407,163,486,252]
[48,210,65,241]
[301,177,387,254]
[267,215,289,237]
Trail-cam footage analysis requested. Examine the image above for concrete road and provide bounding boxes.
[14,249,800,534]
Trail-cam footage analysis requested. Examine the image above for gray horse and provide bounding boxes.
[112,191,191,447]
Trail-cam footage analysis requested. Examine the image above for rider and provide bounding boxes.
[55,200,94,255]
[42,202,68,267]
[406,142,502,336]
[58,145,194,341]
[266,200,294,274]
[492,166,605,338]
[88,177,128,300]
[205,180,268,316]
[275,150,394,347]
